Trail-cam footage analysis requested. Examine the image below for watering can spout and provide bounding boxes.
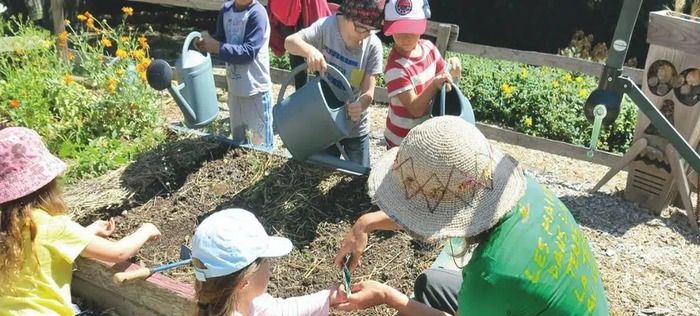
[168,83,198,123]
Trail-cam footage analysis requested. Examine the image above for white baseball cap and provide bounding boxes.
[384,0,431,36]
[191,208,293,281]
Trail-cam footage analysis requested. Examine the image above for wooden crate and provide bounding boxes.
[624,10,700,213]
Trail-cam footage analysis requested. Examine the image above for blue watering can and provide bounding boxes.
[146,32,219,128]
[431,83,476,125]
[274,63,355,161]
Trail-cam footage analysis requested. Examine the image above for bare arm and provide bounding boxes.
[396,73,452,118]
[347,74,377,121]
[334,211,402,270]
[81,223,160,263]
[284,33,327,73]
[336,280,455,316]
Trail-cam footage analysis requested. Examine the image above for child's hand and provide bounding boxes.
[329,283,349,307]
[306,47,327,74]
[432,72,454,92]
[138,223,161,241]
[346,102,363,122]
[447,57,462,79]
[87,218,116,237]
[196,33,220,55]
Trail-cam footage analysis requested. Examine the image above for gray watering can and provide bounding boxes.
[431,83,476,125]
[146,32,219,128]
[274,63,355,161]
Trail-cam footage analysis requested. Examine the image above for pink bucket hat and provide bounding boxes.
[0,127,66,204]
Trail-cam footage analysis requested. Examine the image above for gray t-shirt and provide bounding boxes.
[298,15,383,137]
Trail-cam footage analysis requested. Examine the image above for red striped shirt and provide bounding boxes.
[384,40,446,148]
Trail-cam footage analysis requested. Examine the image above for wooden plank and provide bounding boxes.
[448,41,644,85]
[475,122,624,169]
[73,258,194,316]
[648,10,700,56]
[129,0,265,10]
[434,23,452,56]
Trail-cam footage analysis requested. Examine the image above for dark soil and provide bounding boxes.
[76,135,439,316]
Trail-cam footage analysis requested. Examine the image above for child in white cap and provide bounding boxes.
[191,208,346,316]
[0,127,161,315]
[382,0,462,148]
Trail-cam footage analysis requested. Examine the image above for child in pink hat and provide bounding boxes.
[382,0,462,148]
[0,127,162,316]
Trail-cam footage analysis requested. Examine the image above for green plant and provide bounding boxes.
[450,53,637,153]
[0,10,164,181]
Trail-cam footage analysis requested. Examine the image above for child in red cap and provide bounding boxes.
[383,0,462,148]
[0,127,161,315]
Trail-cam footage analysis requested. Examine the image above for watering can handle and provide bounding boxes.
[439,83,447,116]
[183,31,210,60]
[276,63,354,106]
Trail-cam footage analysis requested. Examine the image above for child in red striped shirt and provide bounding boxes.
[383,0,461,148]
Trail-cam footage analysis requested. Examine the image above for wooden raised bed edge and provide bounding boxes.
[72,257,194,316]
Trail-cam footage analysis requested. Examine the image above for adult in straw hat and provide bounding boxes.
[334,116,609,315]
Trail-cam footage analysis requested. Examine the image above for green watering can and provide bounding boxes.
[274,63,355,161]
[146,32,219,128]
[431,83,476,125]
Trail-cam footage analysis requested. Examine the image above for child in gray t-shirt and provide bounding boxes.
[284,0,385,167]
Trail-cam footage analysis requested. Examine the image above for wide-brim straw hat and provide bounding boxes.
[368,116,526,240]
[0,127,66,204]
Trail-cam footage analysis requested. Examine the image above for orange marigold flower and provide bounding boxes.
[57,31,69,48]
[9,99,20,108]
[84,11,93,19]
[86,18,95,29]
[66,52,75,61]
[77,14,87,21]
[115,49,128,59]
[137,35,149,49]
[120,35,129,42]
[64,74,73,85]
[107,77,118,93]
[121,7,134,16]
[100,37,112,47]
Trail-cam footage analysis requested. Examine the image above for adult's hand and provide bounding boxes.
[334,223,368,272]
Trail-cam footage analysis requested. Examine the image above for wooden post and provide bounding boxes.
[435,23,452,56]
[50,0,65,35]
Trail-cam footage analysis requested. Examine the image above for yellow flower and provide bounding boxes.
[552,80,559,88]
[14,48,24,56]
[100,37,112,47]
[501,83,514,96]
[120,35,129,42]
[67,52,75,61]
[64,74,73,85]
[115,49,128,59]
[520,67,528,79]
[136,58,152,73]
[121,7,134,16]
[575,76,583,83]
[564,73,573,82]
[132,49,146,61]
[86,18,95,29]
[9,99,20,109]
[107,77,118,93]
[138,35,149,50]
[84,11,93,19]
[523,116,533,128]
[578,88,589,98]
[139,71,147,82]
[77,14,87,21]
[116,68,126,76]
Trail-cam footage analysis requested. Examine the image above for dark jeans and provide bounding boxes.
[413,268,463,315]
[323,135,370,168]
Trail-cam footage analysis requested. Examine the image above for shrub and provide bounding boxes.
[0,10,164,181]
[452,53,637,153]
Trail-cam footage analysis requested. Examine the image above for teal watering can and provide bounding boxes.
[431,83,476,125]
[146,32,219,128]
[274,63,355,161]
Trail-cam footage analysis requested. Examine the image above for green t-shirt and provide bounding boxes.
[458,175,609,315]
